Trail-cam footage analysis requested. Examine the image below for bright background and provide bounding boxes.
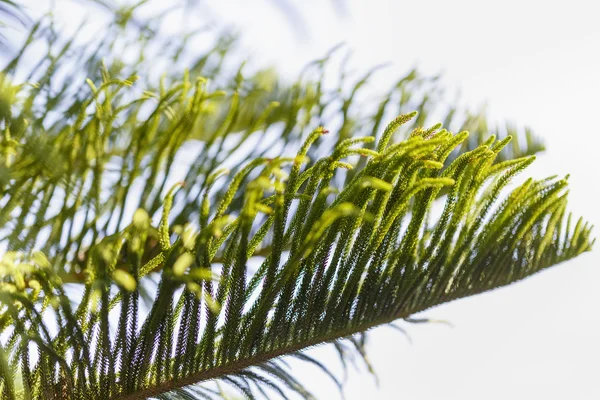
[206,1,600,399]
[7,0,600,399]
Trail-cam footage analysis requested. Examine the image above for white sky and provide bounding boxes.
[7,0,600,398]
[205,1,600,399]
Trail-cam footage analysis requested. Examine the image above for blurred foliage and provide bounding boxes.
[0,1,589,400]
[0,3,544,280]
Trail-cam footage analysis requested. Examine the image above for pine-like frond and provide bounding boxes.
[0,7,591,400]
[0,13,544,282]
[0,80,594,398]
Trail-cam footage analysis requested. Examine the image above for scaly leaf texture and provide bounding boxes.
[0,106,593,398]
[0,10,544,284]
[0,6,578,400]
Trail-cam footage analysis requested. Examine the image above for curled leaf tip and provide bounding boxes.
[173,253,194,276]
[423,160,444,169]
[113,269,136,292]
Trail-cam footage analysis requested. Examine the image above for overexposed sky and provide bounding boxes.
[7,0,600,399]
[205,1,600,399]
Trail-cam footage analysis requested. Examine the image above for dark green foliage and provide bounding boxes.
[0,4,593,400]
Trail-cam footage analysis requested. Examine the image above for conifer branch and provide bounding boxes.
[0,6,591,400]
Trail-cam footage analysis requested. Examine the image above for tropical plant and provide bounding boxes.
[0,1,593,399]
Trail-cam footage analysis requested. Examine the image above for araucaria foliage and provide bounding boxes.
[0,4,594,400]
